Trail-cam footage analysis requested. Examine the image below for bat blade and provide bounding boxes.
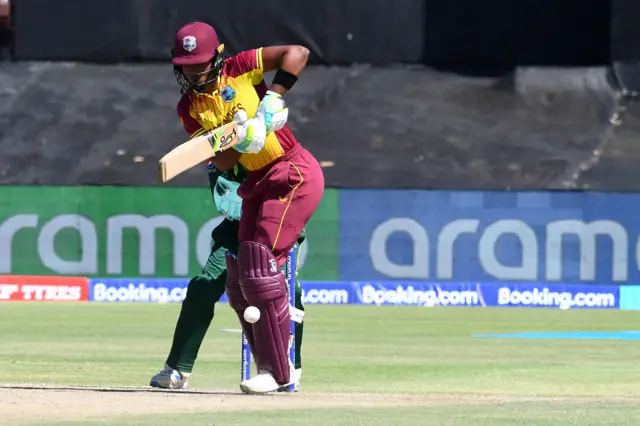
[158,121,239,183]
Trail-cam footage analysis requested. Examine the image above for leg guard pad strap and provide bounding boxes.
[225,253,256,355]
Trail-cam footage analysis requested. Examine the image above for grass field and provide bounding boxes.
[2,303,640,425]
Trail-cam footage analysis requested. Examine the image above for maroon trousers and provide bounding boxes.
[238,144,325,266]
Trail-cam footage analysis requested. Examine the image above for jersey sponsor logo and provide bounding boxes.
[279,196,289,203]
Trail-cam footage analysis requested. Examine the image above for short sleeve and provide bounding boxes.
[176,95,206,138]
[226,48,264,85]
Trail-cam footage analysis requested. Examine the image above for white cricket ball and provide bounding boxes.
[243,306,261,323]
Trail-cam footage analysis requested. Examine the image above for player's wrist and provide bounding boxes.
[272,69,298,91]
[267,85,288,96]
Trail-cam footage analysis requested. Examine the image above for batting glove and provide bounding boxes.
[232,109,266,154]
[256,90,289,133]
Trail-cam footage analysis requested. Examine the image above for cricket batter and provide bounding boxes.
[165,22,324,394]
[149,163,307,391]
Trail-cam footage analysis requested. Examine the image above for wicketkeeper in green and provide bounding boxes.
[150,163,305,390]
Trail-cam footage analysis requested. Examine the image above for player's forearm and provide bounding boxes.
[264,46,310,95]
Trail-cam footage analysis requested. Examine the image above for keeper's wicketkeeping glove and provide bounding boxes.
[213,175,242,221]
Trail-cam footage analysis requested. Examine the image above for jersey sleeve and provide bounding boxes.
[176,95,206,138]
[227,48,264,85]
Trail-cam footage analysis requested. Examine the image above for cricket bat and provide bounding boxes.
[158,121,239,183]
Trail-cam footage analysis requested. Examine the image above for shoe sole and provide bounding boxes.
[239,382,285,395]
[276,383,299,393]
[239,382,299,395]
[149,380,188,390]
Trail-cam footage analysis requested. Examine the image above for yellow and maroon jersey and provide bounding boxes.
[177,48,298,172]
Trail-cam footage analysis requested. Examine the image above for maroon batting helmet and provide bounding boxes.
[172,22,225,93]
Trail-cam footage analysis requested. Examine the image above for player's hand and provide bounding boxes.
[232,109,266,154]
[256,90,289,133]
[213,176,242,221]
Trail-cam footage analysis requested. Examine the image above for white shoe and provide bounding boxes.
[240,366,298,395]
[149,364,189,389]
[239,369,280,394]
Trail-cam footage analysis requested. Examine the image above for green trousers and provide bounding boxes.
[166,219,305,373]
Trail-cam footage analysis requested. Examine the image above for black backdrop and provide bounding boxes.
[10,0,618,68]
[11,0,425,65]
[423,0,609,72]
[611,0,640,62]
